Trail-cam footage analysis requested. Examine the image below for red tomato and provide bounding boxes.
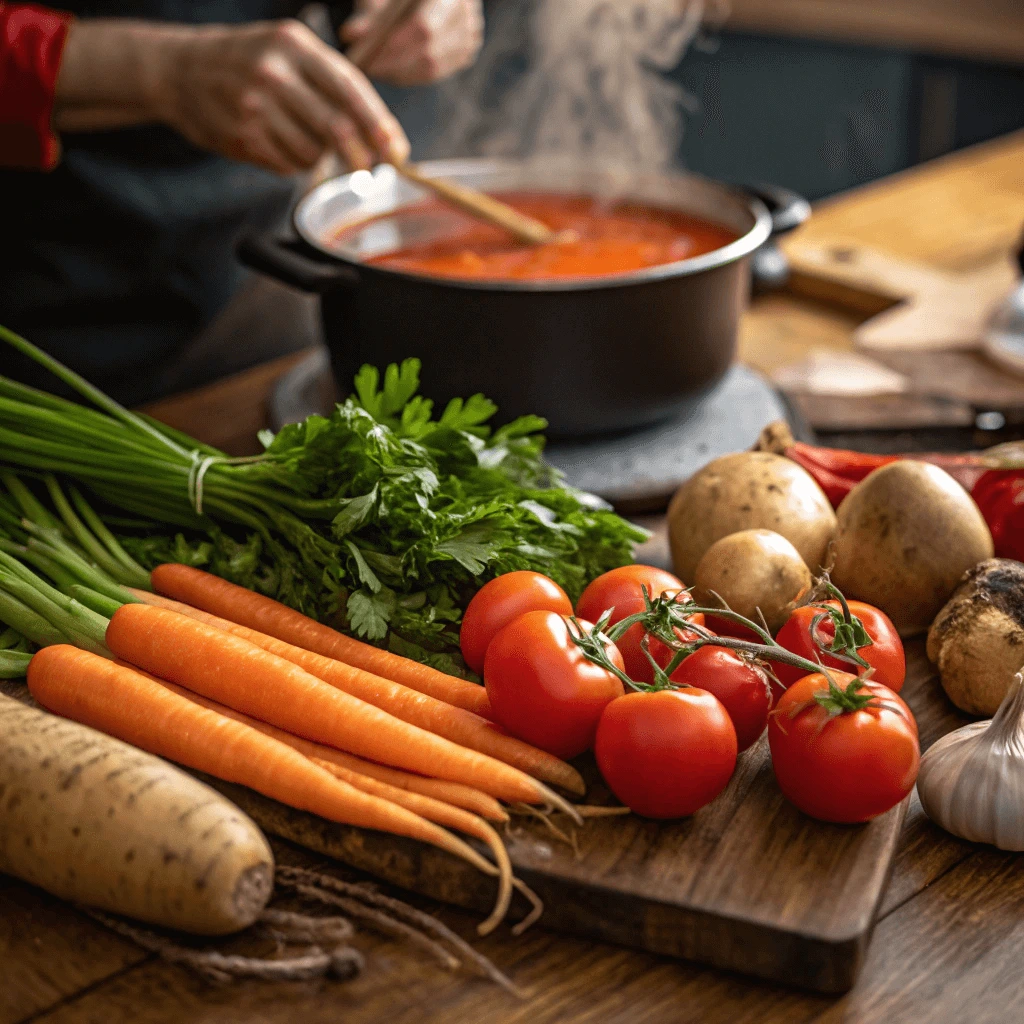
[575,565,704,683]
[483,611,625,759]
[668,646,772,750]
[461,571,572,674]
[768,672,919,823]
[594,689,737,818]
[773,601,905,692]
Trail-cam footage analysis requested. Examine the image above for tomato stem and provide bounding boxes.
[566,614,645,693]
[575,592,849,693]
[805,580,874,671]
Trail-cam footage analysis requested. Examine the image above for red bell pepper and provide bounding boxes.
[972,471,1024,562]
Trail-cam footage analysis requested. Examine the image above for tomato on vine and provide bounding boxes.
[774,596,905,692]
[575,564,704,684]
[767,671,919,823]
[595,688,738,819]
[667,645,772,750]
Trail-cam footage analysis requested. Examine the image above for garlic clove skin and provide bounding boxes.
[918,672,1024,851]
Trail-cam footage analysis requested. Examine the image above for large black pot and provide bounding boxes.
[239,160,807,438]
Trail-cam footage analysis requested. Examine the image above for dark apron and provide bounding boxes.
[1,0,350,405]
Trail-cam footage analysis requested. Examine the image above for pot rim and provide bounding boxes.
[293,159,774,293]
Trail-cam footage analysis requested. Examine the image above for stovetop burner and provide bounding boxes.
[271,349,799,512]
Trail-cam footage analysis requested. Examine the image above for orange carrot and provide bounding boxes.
[119,646,506,821]
[150,564,493,718]
[192,684,507,819]
[105,603,581,822]
[128,587,585,796]
[26,645,512,921]
[159,682,513,935]
[168,681,507,822]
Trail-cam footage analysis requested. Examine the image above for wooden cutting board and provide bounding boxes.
[784,238,1017,352]
[770,238,1024,433]
[200,643,943,996]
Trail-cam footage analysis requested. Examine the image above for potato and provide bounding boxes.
[693,529,812,635]
[831,461,994,636]
[0,693,274,934]
[667,452,836,584]
[927,559,1024,716]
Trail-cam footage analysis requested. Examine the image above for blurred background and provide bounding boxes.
[375,0,1024,200]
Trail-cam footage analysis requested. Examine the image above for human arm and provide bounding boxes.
[50,16,409,174]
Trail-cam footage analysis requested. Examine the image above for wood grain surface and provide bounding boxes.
[750,131,1024,434]
[0,639,992,1024]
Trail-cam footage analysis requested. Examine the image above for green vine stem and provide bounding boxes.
[568,587,895,719]
[804,581,873,671]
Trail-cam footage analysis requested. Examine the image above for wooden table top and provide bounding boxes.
[7,133,1024,1024]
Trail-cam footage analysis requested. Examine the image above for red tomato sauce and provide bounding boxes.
[336,192,737,282]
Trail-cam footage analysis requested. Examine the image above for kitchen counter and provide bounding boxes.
[6,133,1024,1024]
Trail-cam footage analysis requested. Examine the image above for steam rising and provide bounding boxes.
[431,0,719,173]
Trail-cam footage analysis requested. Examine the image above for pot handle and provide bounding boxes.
[745,183,812,238]
[742,183,812,294]
[237,232,359,294]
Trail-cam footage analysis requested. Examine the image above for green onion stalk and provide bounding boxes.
[0,325,648,664]
[0,472,157,671]
[0,326,346,572]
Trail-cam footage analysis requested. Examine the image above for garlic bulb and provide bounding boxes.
[918,672,1024,850]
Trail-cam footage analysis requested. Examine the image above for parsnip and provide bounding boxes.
[0,694,273,934]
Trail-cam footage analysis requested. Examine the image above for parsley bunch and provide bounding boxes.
[123,360,645,674]
[0,327,644,678]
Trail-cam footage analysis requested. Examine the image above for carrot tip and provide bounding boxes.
[510,879,544,936]
[536,784,584,826]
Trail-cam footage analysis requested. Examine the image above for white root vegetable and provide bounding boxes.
[667,451,836,584]
[927,559,1024,716]
[693,529,812,635]
[0,693,274,934]
[831,461,994,636]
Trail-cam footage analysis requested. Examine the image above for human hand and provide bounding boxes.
[153,19,410,173]
[341,0,483,86]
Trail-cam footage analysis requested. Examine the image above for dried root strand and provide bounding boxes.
[85,909,363,984]
[257,908,354,944]
[278,866,523,997]
[509,802,574,846]
[288,881,461,972]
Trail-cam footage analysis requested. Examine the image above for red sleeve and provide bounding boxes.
[0,3,73,170]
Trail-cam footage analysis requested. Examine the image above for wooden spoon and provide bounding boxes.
[314,0,564,246]
[394,162,566,246]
